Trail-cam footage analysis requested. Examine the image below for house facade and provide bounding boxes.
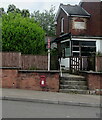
[54,1,102,71]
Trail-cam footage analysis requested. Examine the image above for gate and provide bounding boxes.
[70,56,95,74]
[70,56,82,74]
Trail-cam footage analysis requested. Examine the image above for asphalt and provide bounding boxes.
[0,88,101,108]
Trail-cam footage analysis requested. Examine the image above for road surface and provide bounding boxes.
[2,100,101,118]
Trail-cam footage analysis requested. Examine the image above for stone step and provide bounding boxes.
[59,89,89,94]
[62,74,85,78]
[60,81,87,85]
[60,77,86,81]
[60,85,88,90]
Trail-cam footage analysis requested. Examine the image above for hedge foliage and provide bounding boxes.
[2,13,46,54]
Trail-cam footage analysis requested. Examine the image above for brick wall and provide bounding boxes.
[56,2,102,37]
[87,72,102,95]
[56,9,69,37]
[2,68,18,88]
[56,9,90,36]
[1,68,60,92]
[81,2,102,36]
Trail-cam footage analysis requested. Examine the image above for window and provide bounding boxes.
[72,40,96,56]
[61,41,70,57]
[61,18,64,33]
[65,47,70,57]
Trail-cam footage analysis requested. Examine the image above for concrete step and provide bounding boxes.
[60,81,87,85]
[60,85,88,90]
[59,89,89,94]
[59,74,88,94]
[61,77,86,81]
[62,74,85,78]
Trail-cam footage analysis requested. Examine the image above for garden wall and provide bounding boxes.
[1,67,60,92]
[80,71,102,95]
[87,72,102,95]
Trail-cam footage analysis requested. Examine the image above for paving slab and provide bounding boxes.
[0,88,101,108]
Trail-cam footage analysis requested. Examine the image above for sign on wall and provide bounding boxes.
[72,17,87,30]
[74,22,86,29]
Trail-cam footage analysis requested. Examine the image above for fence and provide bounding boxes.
[1,52,48,70]
[1,52,102,72]
[21,55,48,70]
[2,52,21,68]
[96,56,102,72]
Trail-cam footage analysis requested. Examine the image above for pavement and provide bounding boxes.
[0,88,101,108]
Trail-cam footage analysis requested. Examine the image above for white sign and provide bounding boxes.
[73,22,86,30]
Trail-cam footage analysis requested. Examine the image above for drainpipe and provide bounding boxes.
[68,16,72,56]
[70,34,72,56]
[59,59,62,77]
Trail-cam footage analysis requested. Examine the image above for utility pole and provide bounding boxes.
[48,38,50,71]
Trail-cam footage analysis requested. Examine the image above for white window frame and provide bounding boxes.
[61,18,64,33]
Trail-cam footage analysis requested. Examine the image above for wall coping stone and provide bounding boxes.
[0,67,21,69]
[80,71,102,75]
[18,70,60,73]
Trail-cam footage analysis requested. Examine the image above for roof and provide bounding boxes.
[53,33,71,43]
[56,4,90,19]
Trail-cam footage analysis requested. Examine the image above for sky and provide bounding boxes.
[1,0,81,13]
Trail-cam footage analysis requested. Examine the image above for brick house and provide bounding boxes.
[53,0,102,71]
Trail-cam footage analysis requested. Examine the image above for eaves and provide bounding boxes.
[55,6,70,20]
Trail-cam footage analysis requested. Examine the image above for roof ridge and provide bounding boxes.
[61,4,78,7]
[60,3,90,17]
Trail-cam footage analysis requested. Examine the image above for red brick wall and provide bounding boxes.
[87,73,102,95]
[1,68,59,92]
[2,69,18,88]
[56,2,102,37]
[56,9,90,36]
[81,2,102,36]
[56,9,69,37]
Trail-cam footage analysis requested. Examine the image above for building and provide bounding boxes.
[53,0,102,72]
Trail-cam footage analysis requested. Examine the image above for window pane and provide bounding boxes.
[73,53,79,56]
[81,41,96,46]
[65,47,70,57]
[61,41,70,48]
[73,41,79,45]
[73,47,79,51]
[81,47,96,52]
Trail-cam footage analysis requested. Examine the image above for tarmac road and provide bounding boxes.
[2,100,101,118]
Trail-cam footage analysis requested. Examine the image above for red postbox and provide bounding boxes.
[40,75,46,87]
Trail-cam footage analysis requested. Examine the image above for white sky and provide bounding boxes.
[1,0,81,13]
